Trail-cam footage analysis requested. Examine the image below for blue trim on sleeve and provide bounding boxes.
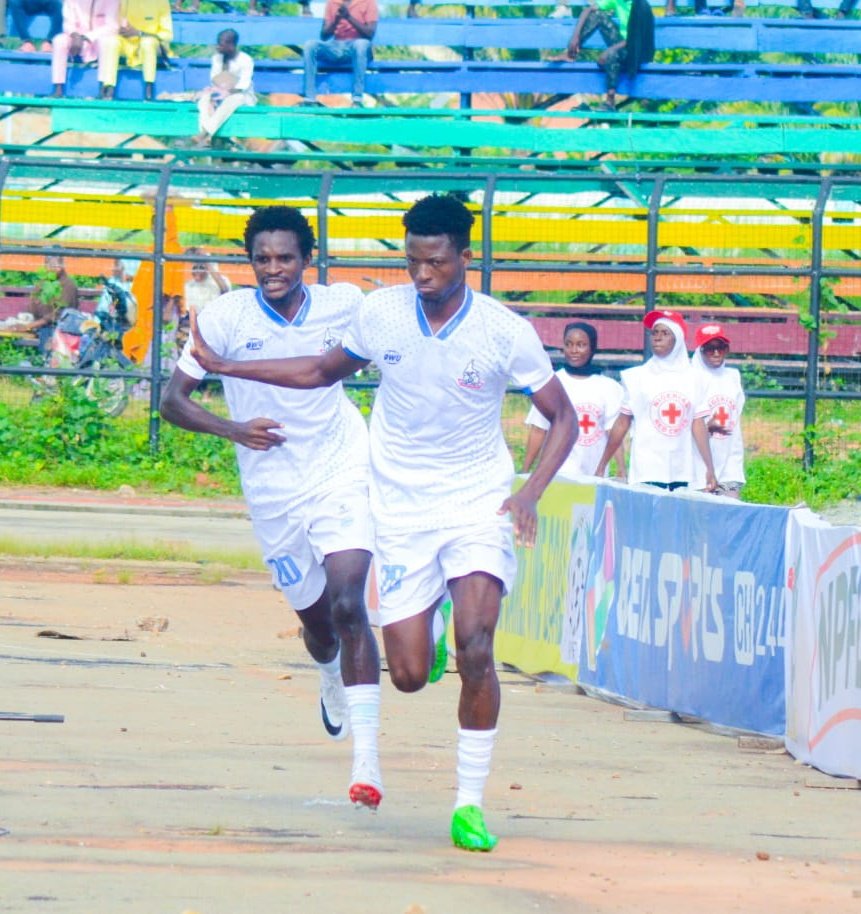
[342,344,368,362]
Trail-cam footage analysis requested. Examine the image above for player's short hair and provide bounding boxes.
[402,194,474,252]
[218,28,239,44]
[244,206,316,259]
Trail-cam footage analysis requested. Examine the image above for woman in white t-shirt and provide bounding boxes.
[595,309,717,491]
[690,322,746,497]
[523,320,626,480]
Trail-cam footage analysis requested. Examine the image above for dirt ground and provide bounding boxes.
[1,558,859,914]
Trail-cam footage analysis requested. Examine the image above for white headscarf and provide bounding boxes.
[691,342,729,380]
[647,317,690,374]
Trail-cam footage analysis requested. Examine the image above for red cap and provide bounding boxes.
[643,309,688,335]
[695,323,731,349]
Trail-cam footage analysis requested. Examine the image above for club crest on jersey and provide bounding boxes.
[383,350,402,364]
[650,391,691,437]
[456,360,483,391]
[320,328,338,353]
[245,338,264,351]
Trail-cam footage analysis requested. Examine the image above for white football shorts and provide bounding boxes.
[373,517,517,627]
[253,479,373,612]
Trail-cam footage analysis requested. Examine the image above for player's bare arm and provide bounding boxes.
[161,368,285,451]
[189,307,368,388]
[500,375,577,547]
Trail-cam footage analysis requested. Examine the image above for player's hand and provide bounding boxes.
[231,417,285,450]
[189,307,226,374]
[499,489,539,549]
[705,471,719,493]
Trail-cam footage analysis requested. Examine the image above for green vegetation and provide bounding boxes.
[0,377,858,512]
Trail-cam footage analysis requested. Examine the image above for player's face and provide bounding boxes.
[649,325,676,358]
[702,339,729,368]
[563,328,592,369]
[250,230,310,309]
[405,233,472,310]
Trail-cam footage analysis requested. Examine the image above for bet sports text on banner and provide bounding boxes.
[578,484,789,735]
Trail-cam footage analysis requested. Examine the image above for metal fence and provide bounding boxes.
[1,157,860,467]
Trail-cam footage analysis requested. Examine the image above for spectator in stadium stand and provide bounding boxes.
[192,28,256,148]
[522,321,627,481]
[9,0,62,51]
[50,0,119,97]
[593,309,717,492]
[690,322,746,497]
[664,0,744,17]
[301,0,378,107]
[561,0,654,110]
[8,254,79,352]
[99,0,172,100]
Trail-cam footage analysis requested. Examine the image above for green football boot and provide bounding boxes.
[451,805,498,852]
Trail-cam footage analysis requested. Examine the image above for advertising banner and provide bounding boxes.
[497,478,596,681]
[785,510,861,779]
[578,483,789,735]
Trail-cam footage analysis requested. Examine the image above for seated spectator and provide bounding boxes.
[172,1,240,10]
[797,0,824,16]
[562,0,654,110]
[51,0,119,98]
[665,0,742,16]
[301,0,378,108]
[8,254,79,353]
[99,0,172,101]
[690,323,746,497]
[10,0,62,51]
[192,28,256,148]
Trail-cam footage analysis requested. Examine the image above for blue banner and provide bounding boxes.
[579,484,789,735]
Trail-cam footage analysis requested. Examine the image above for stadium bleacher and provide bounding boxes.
[3,11,861,105]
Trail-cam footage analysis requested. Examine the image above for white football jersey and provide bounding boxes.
[177,284,369,519]
[525,370,623,479]
[341,284,554,532]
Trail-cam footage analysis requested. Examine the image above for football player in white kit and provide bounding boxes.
[188,194,576,852]
[160,206,383,811]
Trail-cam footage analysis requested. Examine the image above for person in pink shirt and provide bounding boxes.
[301,0,378,107]
[51,0,119,97]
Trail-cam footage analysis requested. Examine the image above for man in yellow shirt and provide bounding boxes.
[100,0,172,100]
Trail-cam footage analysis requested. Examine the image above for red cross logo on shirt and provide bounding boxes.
[661,402,682,425]
[713,406,730,427]
[579,412,596,434]
[651,391,692,437]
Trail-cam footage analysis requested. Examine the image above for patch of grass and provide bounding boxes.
[0,537,263,571]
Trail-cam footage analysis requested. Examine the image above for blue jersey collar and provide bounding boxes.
[416,287,473,340]
[256,285,311,327]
